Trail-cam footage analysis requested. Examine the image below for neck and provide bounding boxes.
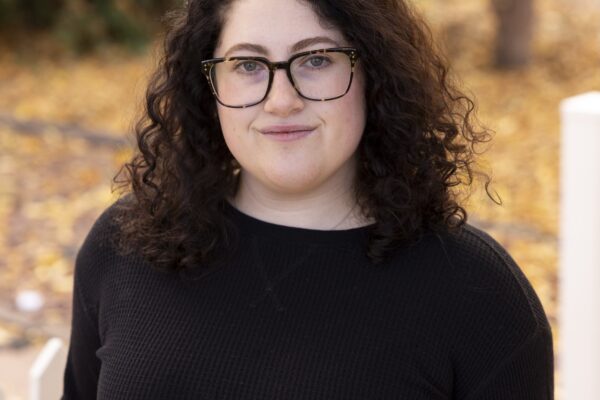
[229,164,371,230]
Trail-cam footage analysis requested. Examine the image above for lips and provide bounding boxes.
[259,125,316,134]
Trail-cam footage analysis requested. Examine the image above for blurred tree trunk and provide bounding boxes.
[491,0,535,68]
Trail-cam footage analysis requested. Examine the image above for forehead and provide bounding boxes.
[215,0,345,57]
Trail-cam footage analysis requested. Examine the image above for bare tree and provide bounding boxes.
[491,0,535,68]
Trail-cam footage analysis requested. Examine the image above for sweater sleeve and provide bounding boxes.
[62,272,102,399]
[62,202,122,399]
[463,324,554,399]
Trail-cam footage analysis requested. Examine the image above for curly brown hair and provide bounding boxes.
[112,0,498,274]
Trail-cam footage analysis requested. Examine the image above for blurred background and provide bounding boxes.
[0,0,599,398]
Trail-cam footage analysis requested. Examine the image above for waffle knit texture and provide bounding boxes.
[62,200,554,399]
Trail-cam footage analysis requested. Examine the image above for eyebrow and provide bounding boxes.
[222,36,341,58]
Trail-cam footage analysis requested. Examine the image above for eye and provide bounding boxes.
[234,60,265,73]
[303,55,331,69]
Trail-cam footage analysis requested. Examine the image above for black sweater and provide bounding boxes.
[62,200,554,399]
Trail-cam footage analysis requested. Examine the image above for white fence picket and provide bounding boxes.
[28,337,67,400]
[559,91,600,400]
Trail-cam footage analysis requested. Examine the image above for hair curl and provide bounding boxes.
[112,0,498,274]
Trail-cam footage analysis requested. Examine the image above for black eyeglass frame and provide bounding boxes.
[200,47,359,109]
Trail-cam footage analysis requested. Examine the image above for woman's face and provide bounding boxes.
[213,0,367,196]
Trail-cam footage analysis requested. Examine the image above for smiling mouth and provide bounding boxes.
[263,129,314,134]
[259,125,317,134]
[259,128,315,141]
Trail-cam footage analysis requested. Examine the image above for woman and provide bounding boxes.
[62,0,555,398]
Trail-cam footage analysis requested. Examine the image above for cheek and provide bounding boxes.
[342,68,366,119]
[217,107,239,136]
[326,79,367,148]
[217,106,252,153]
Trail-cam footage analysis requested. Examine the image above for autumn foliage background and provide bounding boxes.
[1,0,599,398]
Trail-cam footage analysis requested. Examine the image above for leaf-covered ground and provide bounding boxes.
[0,0,598,397]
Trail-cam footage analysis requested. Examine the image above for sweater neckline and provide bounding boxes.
[224,200,374,246]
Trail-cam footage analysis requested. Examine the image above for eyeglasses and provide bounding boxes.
[200,47,359,109]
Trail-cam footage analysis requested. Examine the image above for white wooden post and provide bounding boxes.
[559,91,600,399]
[29,337,67,400]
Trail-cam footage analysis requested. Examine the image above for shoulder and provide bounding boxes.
[427,223,551,331]
[420,223,554,373]
[76,195,131,263]
[440,223,548,322]
[417,226,555,396]
[73,195,137,305]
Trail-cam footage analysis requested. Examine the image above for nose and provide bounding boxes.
[263,69,304,116]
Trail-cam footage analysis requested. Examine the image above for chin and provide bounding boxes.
[262,168,323,194]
